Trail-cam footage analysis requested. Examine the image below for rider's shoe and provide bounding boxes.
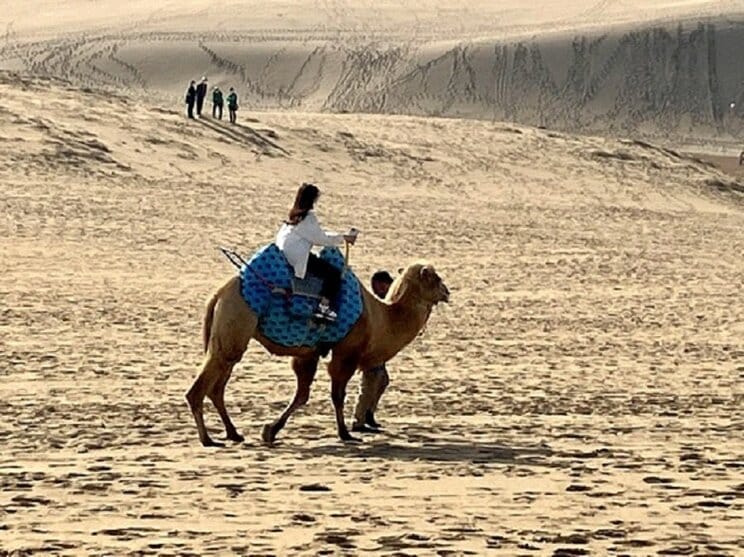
[314,303,337,322]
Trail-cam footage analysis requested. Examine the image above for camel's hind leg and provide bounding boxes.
[262,356,318,444]
[186,355,231,447]
[186,278,256,447]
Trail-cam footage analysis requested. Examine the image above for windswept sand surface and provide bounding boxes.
[1,73,743,554]
[3,1,744,142]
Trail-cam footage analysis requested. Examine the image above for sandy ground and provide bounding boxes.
[1,72,743,555]
[694,152,744,181]
[3,1,744,143]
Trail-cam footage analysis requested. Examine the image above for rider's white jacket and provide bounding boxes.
[276,210,344,278]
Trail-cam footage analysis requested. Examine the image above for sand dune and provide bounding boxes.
[2,2,744,143]
[1,72,743,554]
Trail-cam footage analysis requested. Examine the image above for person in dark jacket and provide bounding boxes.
[185,80,196,119]
[352,270,395,432]
[212,87,224,120]
[195,77,208,118]
[227,87,238,124]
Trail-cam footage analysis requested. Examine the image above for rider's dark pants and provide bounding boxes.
[306,254,341,303]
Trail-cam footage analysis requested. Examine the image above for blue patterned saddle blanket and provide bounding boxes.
[239,244,363,348]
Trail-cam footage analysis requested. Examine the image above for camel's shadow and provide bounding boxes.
[291,433,554,466]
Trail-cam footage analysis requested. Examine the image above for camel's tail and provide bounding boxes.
[202,289,221,353]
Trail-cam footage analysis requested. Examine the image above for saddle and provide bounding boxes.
[237,243,362,349]
[221,245,327,305]
[239,244,346,313]
[290,274,324,299]
[286,275,327,321]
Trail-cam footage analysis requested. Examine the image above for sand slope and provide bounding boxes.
[1,72,743,554]
[2,1,744,142]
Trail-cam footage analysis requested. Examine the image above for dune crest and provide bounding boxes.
[2,1,744,141]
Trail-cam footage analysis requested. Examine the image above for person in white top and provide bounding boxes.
[276,183,357,321]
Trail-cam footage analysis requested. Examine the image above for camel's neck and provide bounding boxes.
[372,290,432,359]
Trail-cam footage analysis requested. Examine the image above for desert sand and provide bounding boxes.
[1,1,744,556]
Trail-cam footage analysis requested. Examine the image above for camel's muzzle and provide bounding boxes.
[440,284,450,303]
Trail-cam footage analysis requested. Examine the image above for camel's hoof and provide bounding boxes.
[261,424,276,445]
[226,431,245,443]
[351,424,382,434]
[201,437,224,448]
[340,433,362,444]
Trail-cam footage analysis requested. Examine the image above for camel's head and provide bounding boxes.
[418,264,450,305]
[391,263,450,306]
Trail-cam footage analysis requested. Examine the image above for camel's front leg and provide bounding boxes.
[328,356,359,442]
[331,378,356,441]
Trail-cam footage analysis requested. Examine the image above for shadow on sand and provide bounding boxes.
[195,117,289,156]
[279,434,555,466]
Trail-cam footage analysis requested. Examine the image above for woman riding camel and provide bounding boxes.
[276,183,357,322]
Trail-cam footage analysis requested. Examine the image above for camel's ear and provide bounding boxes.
[397,267,404,275]
[420,265,434,280]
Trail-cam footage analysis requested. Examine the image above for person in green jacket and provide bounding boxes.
[212,87,224,120]
[227,87,238,124]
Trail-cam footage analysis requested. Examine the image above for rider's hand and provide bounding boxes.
[344,228,359,245]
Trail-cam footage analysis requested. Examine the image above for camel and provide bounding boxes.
[186,262,450,446]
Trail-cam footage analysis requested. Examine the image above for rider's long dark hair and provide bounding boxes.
[287,182,320,225]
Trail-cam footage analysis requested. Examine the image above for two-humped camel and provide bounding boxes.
[186,262,449,446]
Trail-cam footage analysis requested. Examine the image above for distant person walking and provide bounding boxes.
[227,87,238,124]
[195,77,208,118]
[212,86,224,120]
[185,80,196,119]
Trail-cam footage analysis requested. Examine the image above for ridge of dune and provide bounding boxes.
[2,2,744,144]
[3,1,742,39]
[1,71,742,204]
[1,72,743,554]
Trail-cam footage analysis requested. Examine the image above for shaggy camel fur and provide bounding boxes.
[186,262,449,446]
